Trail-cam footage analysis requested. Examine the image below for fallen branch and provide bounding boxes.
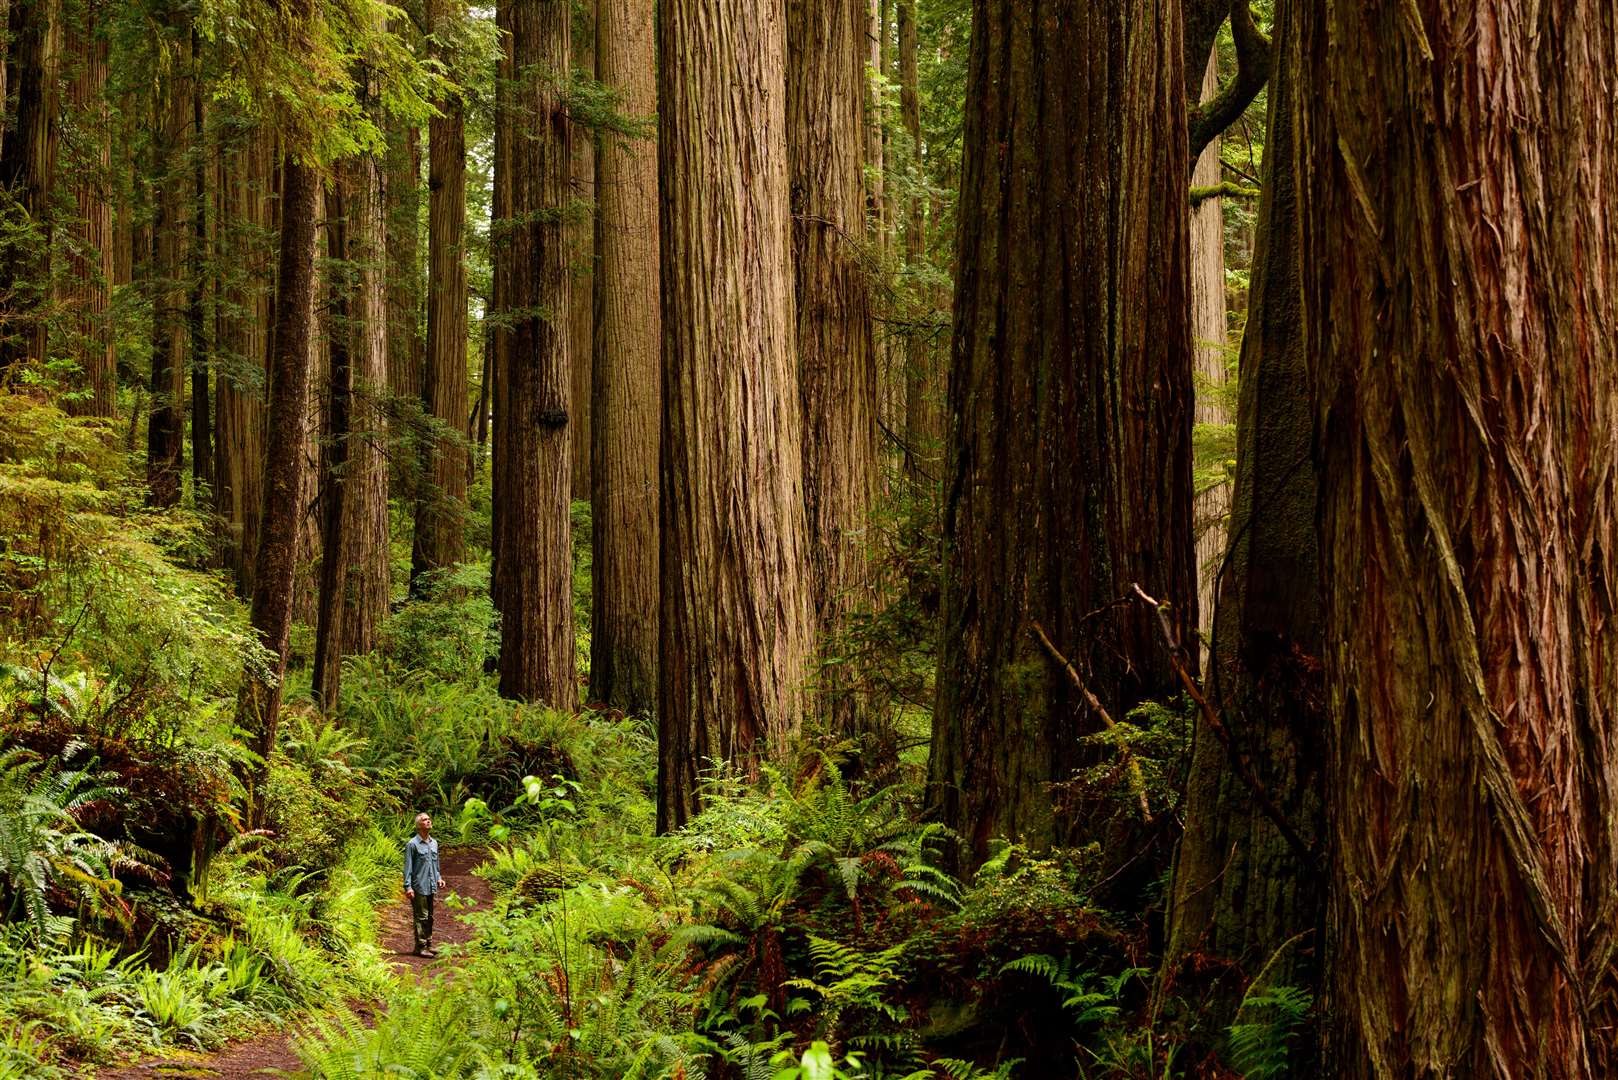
[1128,583,1317,870]
[1029,620,1153,824]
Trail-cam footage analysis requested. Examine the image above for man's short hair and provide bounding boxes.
[415,812,431,824]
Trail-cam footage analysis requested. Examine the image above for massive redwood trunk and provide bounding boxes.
[588,0,659,714]
[657,0,812,831]
[410,0,469,589]
[926,0,1195,867]
[786,0,879,745]
[1164,0,1324,1045]
[492,0,576,708]
[1300,2,1618,1075]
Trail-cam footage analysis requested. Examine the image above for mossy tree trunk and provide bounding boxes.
[926,0,1196,868]
[0,0,60,371]
[61,3,115,417]
[145,21,190,508]
[657,0,813,831]
[1300,1,1618,1072]
[1164,0,1324,1046]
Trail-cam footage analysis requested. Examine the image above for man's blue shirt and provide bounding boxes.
[404,834,440,895]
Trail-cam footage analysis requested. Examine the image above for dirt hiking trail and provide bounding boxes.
[91,848,492,1080]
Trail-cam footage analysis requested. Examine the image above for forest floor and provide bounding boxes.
[88,848,493,1080]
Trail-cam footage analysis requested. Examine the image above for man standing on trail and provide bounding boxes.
[403,812,445,957]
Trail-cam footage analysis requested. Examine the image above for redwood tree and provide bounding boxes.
[492,0,576,708]
[61,3,116,417]
[588,0,659,714]
[786,0,878,739]
[1164,0,1324,1038]
[0,0,60,371]
[410,0,470,590]
[657,0,813,830]
[145,23,191,508]
[926,0,1196,866]
[1300,1,1618,1073]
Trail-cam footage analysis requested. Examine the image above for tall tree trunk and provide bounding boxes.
[1189,48,1227,659]
[488,3,512,589]
[61,4,115,416]
[313,148,390,711]
[410,0,469,591]
[861,0,883,230]
[567,17,595,502]
[385,118,422,500]
[897,0,936,478]
[786,0,880,747]
[926,0,1195,868]
[588,0,659,713]
[0,0,60,371]
[145,26,190,508]
[1300,2,1618,1074]
[1163,0,1324,1046]
[492,0,576,707]
[657,0,812,831]
[188,59,211,496]
[213,125,274,596]
[238,152,317,805]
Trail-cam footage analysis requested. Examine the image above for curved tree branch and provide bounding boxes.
[1187,0,1271,167]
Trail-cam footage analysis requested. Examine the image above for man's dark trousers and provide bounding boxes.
[412,891,434,952]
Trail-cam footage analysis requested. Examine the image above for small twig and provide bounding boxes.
[37,592,95,720]
[1129,583,1317,870]
[1029,621,1153,824]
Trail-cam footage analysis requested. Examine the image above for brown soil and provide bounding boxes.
[89,847,492,1080]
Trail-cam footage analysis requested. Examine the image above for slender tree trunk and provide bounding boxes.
[567,17,595,502]
[188,58,212,496]
[145,27,190,507]
[786,0,880,749]
[1300,2,1618,1074]
[492,0,576,707]
[238,153,317,803]
[926,0,1195,868]
[588,0,659,713]
[1189,48,1227,660]
[488,4,512,588]
[657,0,812,831]
[213,125,274,596]
[385,118,422,501]
[1164,0,1323,1047]
[896,0,936,478]
[61,5,115,416]
[410,0,470,591]
[0,0,60,371]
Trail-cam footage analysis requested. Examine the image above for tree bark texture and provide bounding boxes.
[897,0,938,480]
[1164,0,1324,1042]
[188,66,211,495]
[588,0,659,714]
[787,0,879,738]
[493,0,577,708]
[145,27,190,508]
[60,8,115,416]
[1300,2,1618,1074]
[238,153,317,794]
[567,17,595,502]
[926,0,1196,867]
[411,0,470,589]
[213,125,274,596]
[0,0,60,370]
[385,121,423,410]
[313,148,391,711]
[1190,48,1229,656]
[657,0,813,831]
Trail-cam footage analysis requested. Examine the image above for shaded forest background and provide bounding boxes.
[2,0,1614,1077]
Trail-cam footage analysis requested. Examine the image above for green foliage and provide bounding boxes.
[1227,985,1311,1080]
